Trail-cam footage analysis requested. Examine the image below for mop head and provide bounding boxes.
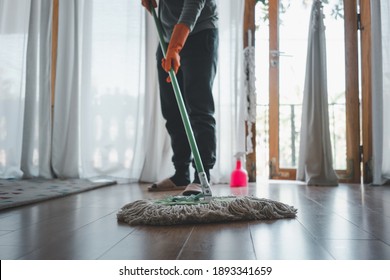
[117,195,297,226]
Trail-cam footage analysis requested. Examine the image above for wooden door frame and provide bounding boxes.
[359,0,373,184]
[340,0,361,183]
[253,0,362,183]
[268,0,295,180]
[244,0,257,182]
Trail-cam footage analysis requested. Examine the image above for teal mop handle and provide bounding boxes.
[149,4,212,197]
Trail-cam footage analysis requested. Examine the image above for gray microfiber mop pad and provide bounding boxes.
[117,196,297,226]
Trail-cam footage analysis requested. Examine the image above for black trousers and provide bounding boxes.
[156,28,218,175]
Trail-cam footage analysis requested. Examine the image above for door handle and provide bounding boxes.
[270,50,292,67]
[270,50,284,57]
[270,50,292,57]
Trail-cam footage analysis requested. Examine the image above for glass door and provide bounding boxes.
[256,0,361,183]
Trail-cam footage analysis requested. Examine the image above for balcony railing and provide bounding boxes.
[256,102,347,174]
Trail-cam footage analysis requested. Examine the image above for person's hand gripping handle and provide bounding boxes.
[142,0,190,83]
[161,23,190,82]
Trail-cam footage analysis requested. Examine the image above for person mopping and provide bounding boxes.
[142,0,219,196]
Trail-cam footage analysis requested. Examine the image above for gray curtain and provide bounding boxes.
[297,0,338,186]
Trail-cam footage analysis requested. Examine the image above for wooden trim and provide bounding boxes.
[359,0,373,183]
[268,0,281,179]
[267,0,297,181]
[51,0,59,111]
[244,0,257,182]
[270,167,296,180]
[343,0,361,183]
[266,0,361,182]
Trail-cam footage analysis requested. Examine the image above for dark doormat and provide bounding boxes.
[0,178,116,210]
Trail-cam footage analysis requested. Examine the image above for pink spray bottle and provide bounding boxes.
[230,152,248,187]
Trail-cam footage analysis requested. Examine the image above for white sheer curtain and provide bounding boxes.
[21,0,53,178]
[0,0,28,178]
[0,0,52,179]
[1,0,244,183]
[212,0,245,183]
[139,13,173,183]
[54,0,146,180]
[371,0,390,185]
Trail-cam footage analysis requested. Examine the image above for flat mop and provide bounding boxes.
[117,3,297,226]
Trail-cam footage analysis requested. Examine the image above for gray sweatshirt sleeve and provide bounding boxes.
[159,0,218,42]
[178,0,206,31]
